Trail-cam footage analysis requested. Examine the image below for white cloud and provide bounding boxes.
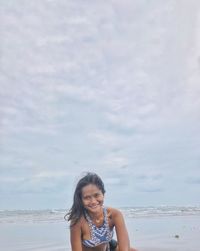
[35,171,70,179]
[88,130,122,148]
[104,177,122,185]
[0,0,200,208]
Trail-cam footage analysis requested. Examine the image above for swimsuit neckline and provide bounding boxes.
[85,207,106,228]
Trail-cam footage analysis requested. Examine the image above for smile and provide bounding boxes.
[88,204,100,209]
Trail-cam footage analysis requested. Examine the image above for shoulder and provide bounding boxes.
[70,216,85,230]
[106,207,124,221]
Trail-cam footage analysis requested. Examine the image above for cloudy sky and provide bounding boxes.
[0,0,200,210]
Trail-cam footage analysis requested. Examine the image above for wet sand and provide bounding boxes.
[127,215,200,251]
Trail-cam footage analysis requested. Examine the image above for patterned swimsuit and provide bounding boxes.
[82,207,114,249]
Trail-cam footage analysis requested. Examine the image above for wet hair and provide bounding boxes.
[65,172,105,225]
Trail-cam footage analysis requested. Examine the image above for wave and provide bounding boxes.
[0,206,200,223]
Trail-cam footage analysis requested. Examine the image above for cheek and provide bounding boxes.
[99,196,104,202]
[82,199,87,205]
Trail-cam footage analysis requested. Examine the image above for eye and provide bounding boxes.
[83,196,90,200]
[94,193,101,198]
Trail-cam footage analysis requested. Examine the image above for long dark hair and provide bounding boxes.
[65,172,106,225]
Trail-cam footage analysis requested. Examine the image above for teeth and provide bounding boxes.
[90,205,99,208]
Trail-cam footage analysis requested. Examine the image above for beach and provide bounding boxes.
[129,215,200,251]
[0,207,199,251]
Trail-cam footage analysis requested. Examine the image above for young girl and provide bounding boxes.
[66,172,137,251]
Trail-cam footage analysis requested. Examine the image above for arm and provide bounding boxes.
[70,220,83,251]
[112,208,130,251]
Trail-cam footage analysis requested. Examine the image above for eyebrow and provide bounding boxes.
[82,192,102,198]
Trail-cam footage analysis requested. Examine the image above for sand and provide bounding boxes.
[0,215,199,251]
[128,216,200,251]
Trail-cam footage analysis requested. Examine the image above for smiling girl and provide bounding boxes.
[66,172,138,251]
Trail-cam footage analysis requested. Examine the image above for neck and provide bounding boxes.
[87,207,104,222]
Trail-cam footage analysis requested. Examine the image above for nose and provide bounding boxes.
[90,196,97,204]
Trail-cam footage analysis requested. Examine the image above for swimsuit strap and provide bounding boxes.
[103,207,110,230]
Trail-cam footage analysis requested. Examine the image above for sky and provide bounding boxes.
[0,0,200,210]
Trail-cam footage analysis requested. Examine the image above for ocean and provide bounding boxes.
[1,206,200,223]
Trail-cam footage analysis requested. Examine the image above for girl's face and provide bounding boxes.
[81,184,104,213]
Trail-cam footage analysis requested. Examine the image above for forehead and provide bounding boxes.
[81,184,101,196]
